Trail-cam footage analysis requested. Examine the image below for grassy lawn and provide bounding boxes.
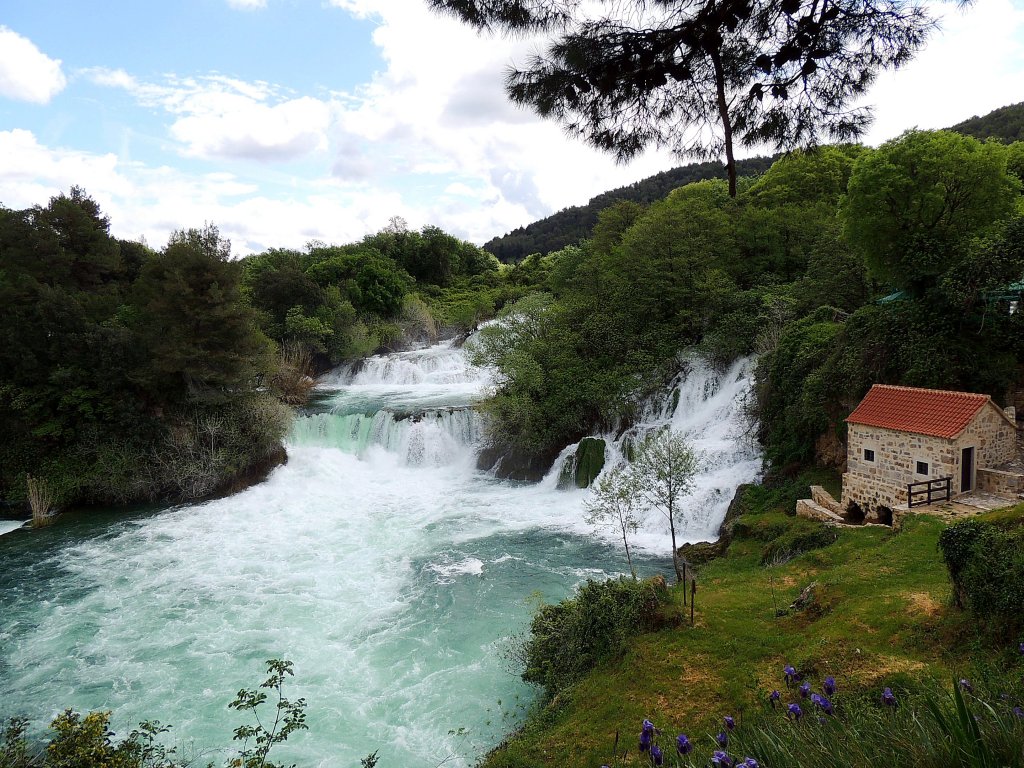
[484,481,1014,768]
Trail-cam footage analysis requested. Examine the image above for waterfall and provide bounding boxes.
[547,356,762,547]
[291,339,491,467]
[290,407,484,466]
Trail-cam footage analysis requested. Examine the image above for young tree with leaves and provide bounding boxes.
[585,466,642,578]
[429,0,937,197]
[630,429,699,584]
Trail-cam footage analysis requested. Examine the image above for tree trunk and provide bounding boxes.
[709,46,737,198]
[669,517,683,584]
[623,534,637,580]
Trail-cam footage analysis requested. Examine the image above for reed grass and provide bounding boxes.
[26,474,55,527]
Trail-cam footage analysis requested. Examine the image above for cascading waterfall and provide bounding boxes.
[0,339,761,768]
[546,356,762,550]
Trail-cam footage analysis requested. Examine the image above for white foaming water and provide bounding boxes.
[0,519,24,536]
[0,341,758,767]
[547,356,762,552]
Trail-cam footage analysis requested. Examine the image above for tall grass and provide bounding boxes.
[25,475,55,527]
[627,678,1024,768]
[270,343,316,406]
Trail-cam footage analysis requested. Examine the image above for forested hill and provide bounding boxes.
[484,101,1024,263]
[482,155,778,263]
[949,102,1024,143]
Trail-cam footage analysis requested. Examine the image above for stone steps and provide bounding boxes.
[810,485,844,515]
[796,498,846,525]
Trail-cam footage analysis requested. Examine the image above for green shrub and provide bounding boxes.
[761,520,839,565]
[521,577,668,698]
[939,509,1024,631]
[732,512,791,543]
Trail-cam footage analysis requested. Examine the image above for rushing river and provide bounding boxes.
[0,340,760,767]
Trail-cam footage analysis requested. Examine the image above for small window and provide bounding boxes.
[916,460,929,475]
[863,448,875,462]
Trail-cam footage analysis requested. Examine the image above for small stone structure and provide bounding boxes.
[840,385,1019,522]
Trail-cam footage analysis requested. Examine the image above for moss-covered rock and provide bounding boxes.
[573,438,606,488]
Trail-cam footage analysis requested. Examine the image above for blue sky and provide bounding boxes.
[1,0,1023,254]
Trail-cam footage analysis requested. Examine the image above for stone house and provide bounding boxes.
[840,385,1019,522]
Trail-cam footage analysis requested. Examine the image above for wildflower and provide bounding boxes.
[741,759,760,768]
[787,703,803,721]
[651,745,664,766]
[1013,706,1024,719]
[799,682,811,699]
[724,715,736,731]
[784,665,797,685]
[881,687,897,708]
[811,693,834,715]
[711,750,734,767]
[823,676,836,696]
[642,719,655,734]
[716,731,729,748]
[639,729,652,752]
[1018,642,1024,655]
[959,679,973,693]
[676,733,693,755]
[768,690,781,707]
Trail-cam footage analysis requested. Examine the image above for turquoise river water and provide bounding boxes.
[0,339,759,767]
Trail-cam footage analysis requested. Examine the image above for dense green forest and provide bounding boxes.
[951,101,1024,143]
[483,103,1024,265]
[482,156,779,263]
[473,130,1024,476]
[0,194,521,513]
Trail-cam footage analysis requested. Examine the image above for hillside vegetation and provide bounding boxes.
[484,488,1024,768]
[471,130,1024,477]
[484,101,1024,265]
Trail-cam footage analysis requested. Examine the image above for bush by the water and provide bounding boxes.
[939,506,1024,632]
[0,660,313,768]
[521,577,668,698]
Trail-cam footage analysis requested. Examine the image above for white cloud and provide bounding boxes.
[865,0,1024,144]
[0,129,413,255]
[89,70,332,162]
[0,26,66,104]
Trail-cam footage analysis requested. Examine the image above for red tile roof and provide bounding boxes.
[846,385,1001,439]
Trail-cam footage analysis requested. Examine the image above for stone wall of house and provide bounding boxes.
[977,467,1024,497]
[953,403,1017,472]
[841,424,957,518]
[841,404,1019,520]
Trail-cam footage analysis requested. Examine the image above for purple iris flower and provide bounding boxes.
[799,682,811,699]
[1018,642,1024,655]
[651,745,664,766]
[784,665,797,685]
[1013,706,1024,719]
[639,730,651,752]
[724,715,736,731]
[711,751,734,767]
[823,676,836,696]
[742,760,760,768]
[642,719,655,734]
[769,690,781,707]
[881,687,897,708]
[676,733,693,755]
[716,731,729,748]
[787,703,803,721]
[811,693,834,715]
[959,679,973,693]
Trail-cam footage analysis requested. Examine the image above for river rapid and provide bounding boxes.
[0,339,760,767]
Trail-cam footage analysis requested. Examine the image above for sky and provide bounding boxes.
[1,0,1023,256]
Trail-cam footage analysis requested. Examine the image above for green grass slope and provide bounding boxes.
[485,484,1022,768]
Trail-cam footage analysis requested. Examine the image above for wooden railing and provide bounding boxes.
[907,476,952,508]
